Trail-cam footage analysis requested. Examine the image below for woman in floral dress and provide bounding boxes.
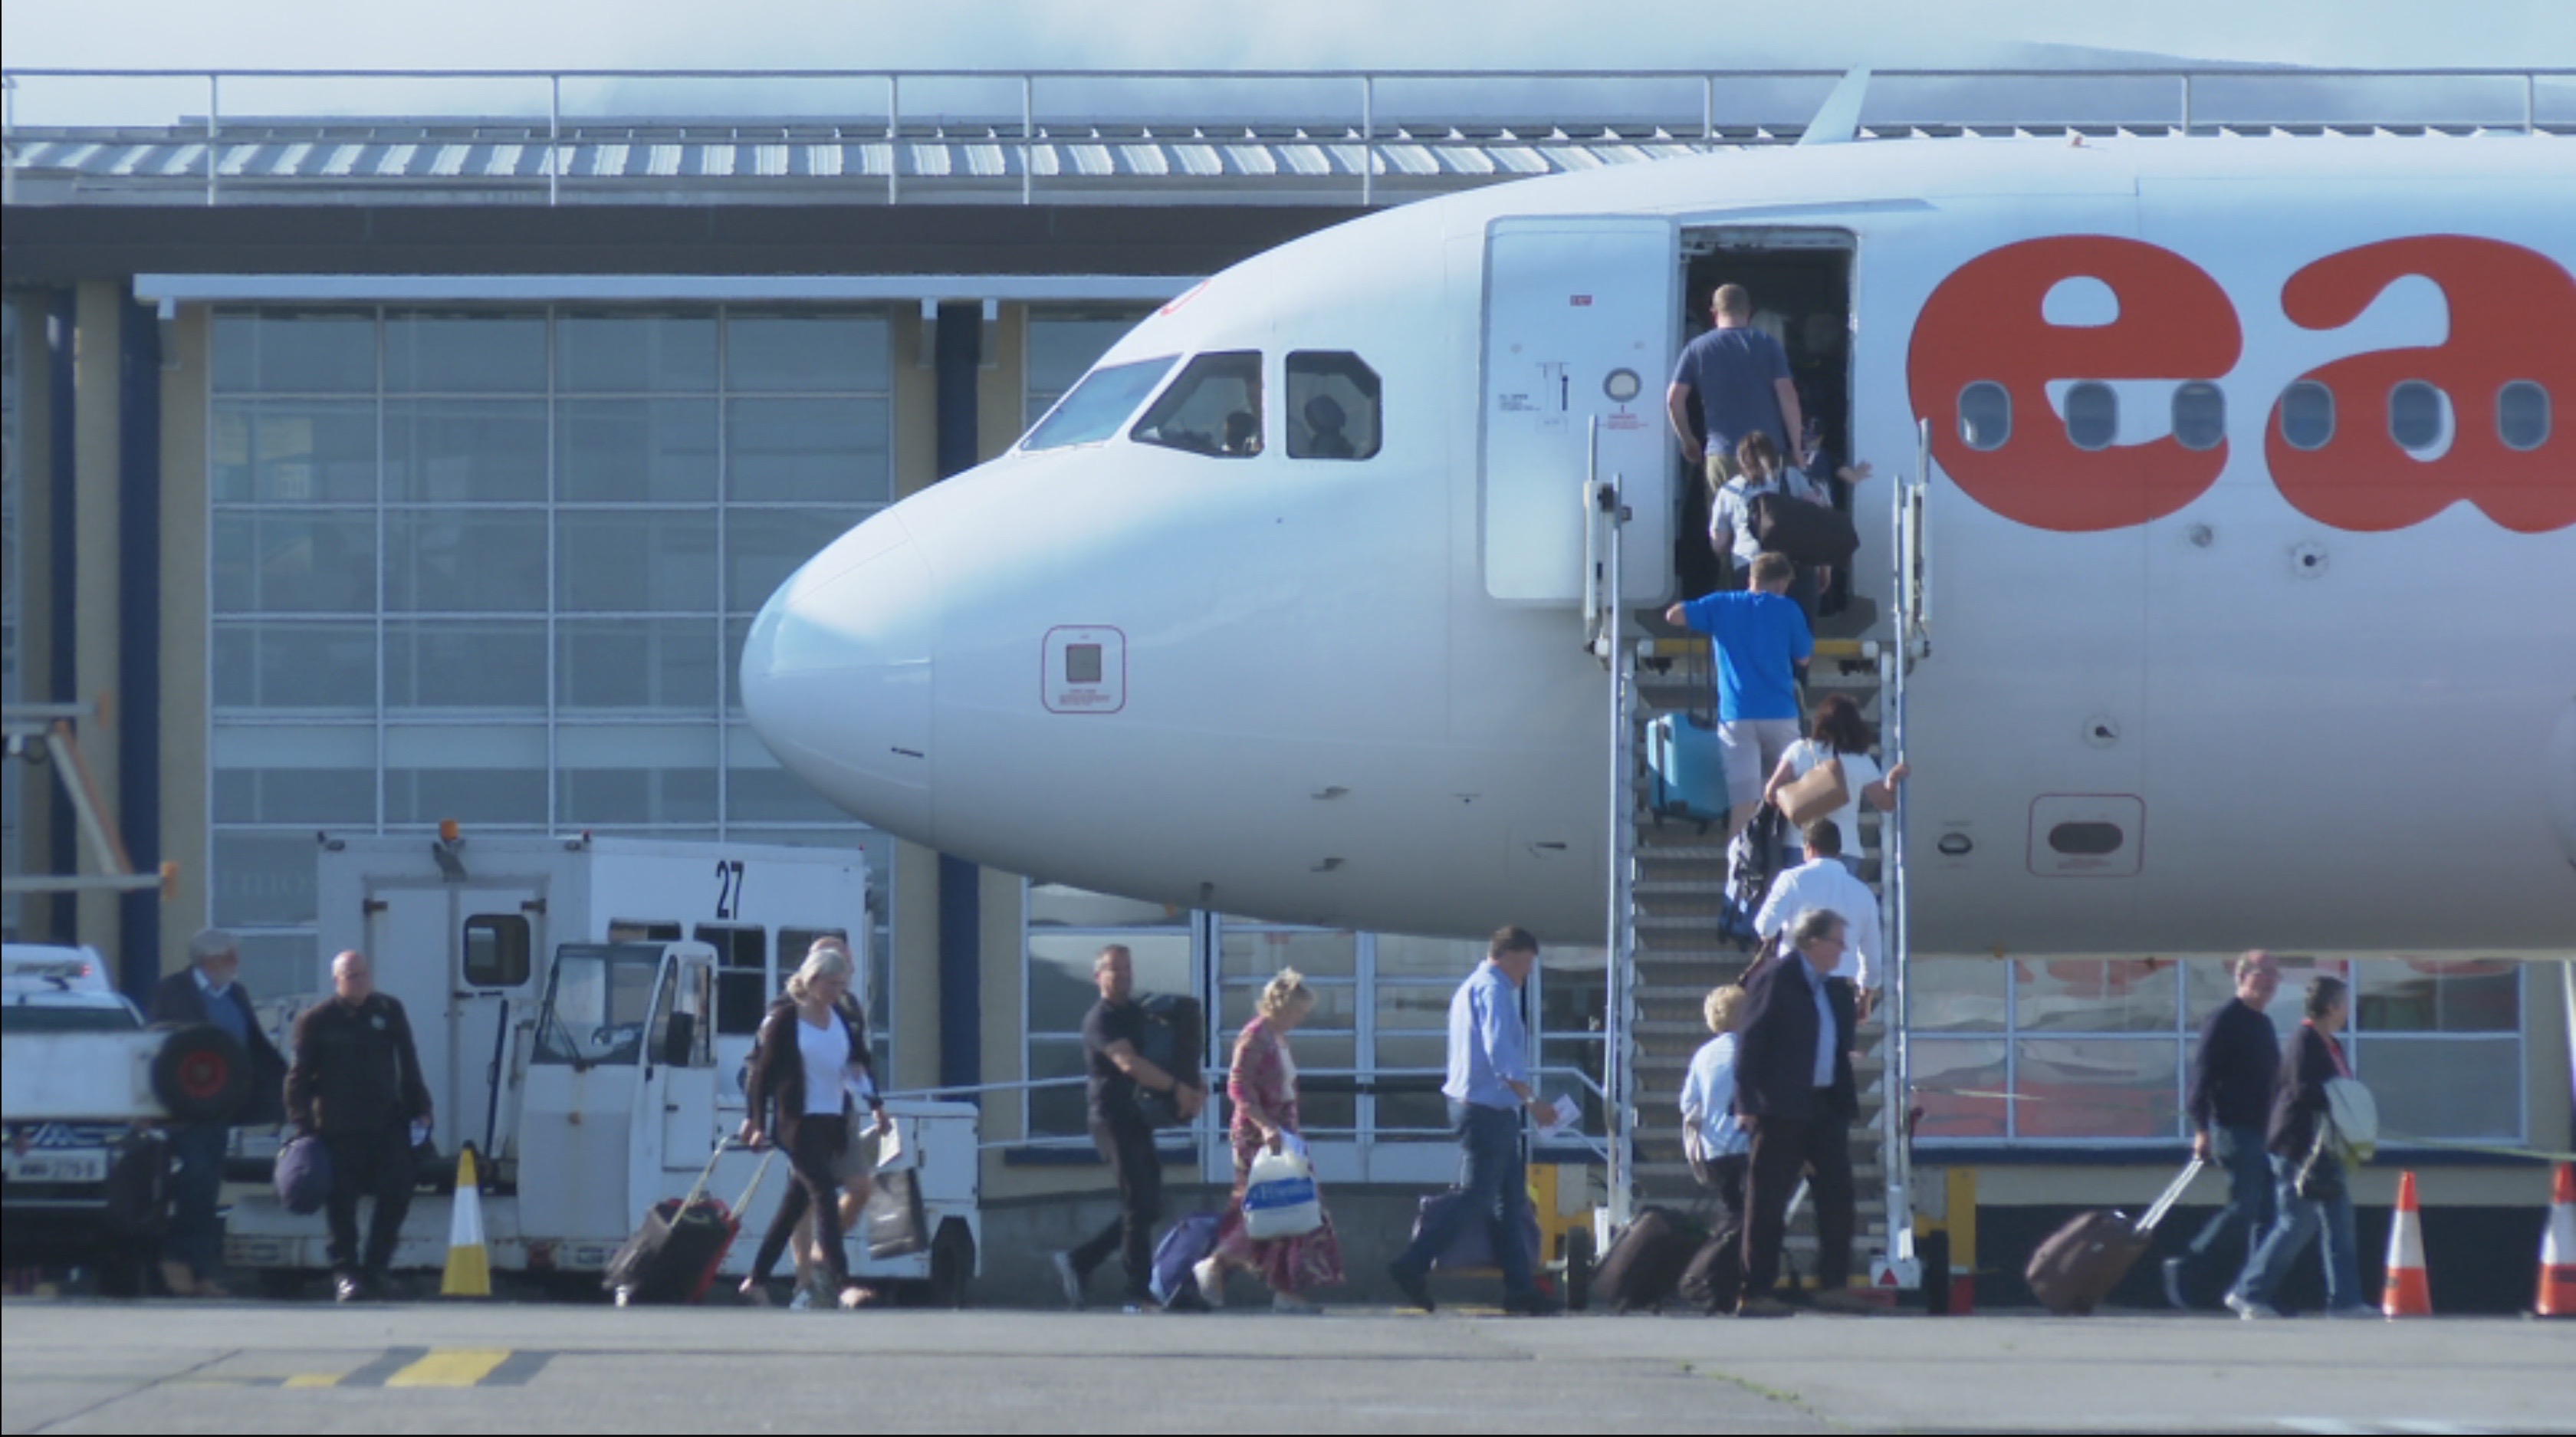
[1194,968,1344,1312]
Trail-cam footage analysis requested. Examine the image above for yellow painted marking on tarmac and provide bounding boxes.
[383,1349,513,1388]
[283,1373,342,1389]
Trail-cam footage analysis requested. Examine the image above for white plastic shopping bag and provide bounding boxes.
[1242,1147,1322,1240]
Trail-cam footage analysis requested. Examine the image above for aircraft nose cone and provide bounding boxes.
[740,514,935,837]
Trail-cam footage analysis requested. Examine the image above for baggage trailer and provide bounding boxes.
[224,832,979,1302]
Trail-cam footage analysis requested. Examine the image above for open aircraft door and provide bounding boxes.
[1480,215,1678,605]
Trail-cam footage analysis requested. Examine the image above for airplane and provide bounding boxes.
[740,122,2576,962]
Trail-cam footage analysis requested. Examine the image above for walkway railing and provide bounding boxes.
[5,66,2569,208]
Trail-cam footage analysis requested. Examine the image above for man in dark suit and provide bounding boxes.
[1731,906,1870,1317]
[146,928,285,1297]
[287,950,432,1302]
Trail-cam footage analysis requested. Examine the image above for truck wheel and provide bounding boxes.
[928,1220,974,1310]
[151,1025,248,1124]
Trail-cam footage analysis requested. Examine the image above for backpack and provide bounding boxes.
[1133,993,1204,1128]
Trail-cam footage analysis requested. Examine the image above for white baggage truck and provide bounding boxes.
[225,831,979,1302]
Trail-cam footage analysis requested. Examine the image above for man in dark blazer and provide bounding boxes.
[146,927,286,1297]
[1731,906,1869,1317]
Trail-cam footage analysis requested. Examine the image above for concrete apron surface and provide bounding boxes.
[5,1300,2573,1435]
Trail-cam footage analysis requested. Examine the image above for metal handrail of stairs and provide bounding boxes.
[1868,418,1934,1288]
[1585,415,1642,1231]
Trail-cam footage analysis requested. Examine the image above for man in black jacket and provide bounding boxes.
[1731,907,1869,1317]
[285,950,432,1301]
[2164,949,2281,1310]
[146,928,286,1297]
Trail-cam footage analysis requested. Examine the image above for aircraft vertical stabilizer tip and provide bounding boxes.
[1799,67,1872,147]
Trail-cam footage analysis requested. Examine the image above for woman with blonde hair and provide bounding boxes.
[1194,968,1344,1311]
[738,937,888,1309]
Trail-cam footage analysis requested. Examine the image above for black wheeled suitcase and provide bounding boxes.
[2025,1159,2203,1314]
[606,1143,775,1307]
[1593,1205,1708,1313]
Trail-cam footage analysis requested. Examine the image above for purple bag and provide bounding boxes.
[273,1133,332,1216]
[1412,1189,1543,1273]
[1147,1212,1223,1310]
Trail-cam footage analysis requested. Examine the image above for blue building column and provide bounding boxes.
[933,301,984,1093]
[114,289,162,995]
[44,291,78,943]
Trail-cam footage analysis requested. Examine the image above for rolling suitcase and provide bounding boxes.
[1648,711,1730,830]
[1592,1205,1708,1314]
[606,1142,776,1307]
[2024,1159,2203,1314]
[1411,1189,1544,1275]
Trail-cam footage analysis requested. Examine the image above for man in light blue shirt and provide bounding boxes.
[1390,926,1556,1316]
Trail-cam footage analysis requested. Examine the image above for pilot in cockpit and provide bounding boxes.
[1221,410,1263,456]
[1300,394,1357,459]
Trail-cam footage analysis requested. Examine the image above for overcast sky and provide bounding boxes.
[2,0,2569,126]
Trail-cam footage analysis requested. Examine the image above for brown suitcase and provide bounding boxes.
[2024,1159,2204,1315]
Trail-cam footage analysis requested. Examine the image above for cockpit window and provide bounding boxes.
[1131,351,1263,458]
[1286,353,1381,460]
[1023,357,1178,451]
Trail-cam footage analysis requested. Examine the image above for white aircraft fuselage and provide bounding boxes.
[742,136,2576,957]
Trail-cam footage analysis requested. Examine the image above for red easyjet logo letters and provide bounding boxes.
[1907,234,2575,534]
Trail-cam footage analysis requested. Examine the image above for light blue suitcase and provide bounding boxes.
[1648,711,1729,830]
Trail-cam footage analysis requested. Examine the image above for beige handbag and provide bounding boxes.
[1775,753,1849,830]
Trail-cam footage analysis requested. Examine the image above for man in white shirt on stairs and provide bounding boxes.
[1753,820,1882,1020]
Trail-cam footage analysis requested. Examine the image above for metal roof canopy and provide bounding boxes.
[130,273,1200,304]
[5,66,2569,209]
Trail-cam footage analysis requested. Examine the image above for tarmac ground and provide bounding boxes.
[3,1297,2571,1434]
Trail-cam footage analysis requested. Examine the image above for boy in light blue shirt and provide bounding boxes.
[1666,551,1812,844]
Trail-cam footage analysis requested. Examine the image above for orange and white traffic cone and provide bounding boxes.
[2380,1169,2430,1318]
[2537,1162,2575,1319]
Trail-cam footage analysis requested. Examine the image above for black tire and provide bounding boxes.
[927,1220,974,1310]
[150,1025,248,1124]
[1564,1224,1596,1313]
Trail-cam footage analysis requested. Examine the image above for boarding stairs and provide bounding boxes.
[1587,429,1930,1300]
[1621,637,1890,1277]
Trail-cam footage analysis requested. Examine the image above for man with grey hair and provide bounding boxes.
[1730,908,1866,1317]
[2164,948,2282,1309]
[147,929,284,1297]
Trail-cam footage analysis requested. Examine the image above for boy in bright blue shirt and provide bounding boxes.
[1665,551,1811,844]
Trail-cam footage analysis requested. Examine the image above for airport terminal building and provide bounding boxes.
[5,68,2569,1307]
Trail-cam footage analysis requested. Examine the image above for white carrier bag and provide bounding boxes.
[1241,1147,1322,1241]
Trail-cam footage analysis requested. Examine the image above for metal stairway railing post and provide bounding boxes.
[1873,418,1932,1286]
[1589,451,1638,1232]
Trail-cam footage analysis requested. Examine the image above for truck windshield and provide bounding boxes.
[533,945,663,1067]
[1021,356,1178,451]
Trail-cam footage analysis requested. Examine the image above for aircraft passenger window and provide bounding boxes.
[1284,352,1382,460]
[2064,382,2117,452]
[2388,380,2446,452]
[2498,381,2549,452]
[1131,351,1263,458]
[2280,381,2334,452]
[1958,382,2009,451]
[2171,383,2225,452]
[462,914,531,989]
[1022,356,1178,451]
